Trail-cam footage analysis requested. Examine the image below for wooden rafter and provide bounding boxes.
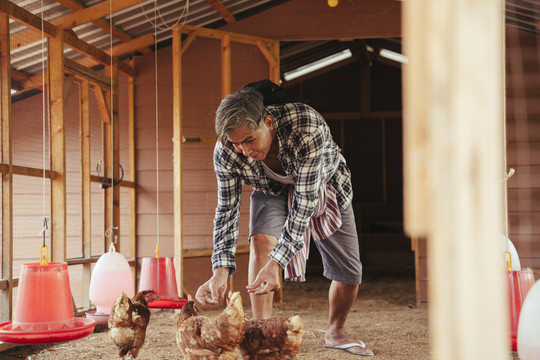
[55,0,150,54]
[18,34,151,92]
[8,0,147,52]
[1,1,135,77]
[206,0,236,24]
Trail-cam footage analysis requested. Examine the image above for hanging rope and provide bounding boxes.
[503,168,516,271]
[154,0,160,258]
[141,0,190,32]
[39,0,49,265]
[106,0,116,248]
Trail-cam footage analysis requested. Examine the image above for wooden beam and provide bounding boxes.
[0,1,58,43]
[205,0,236,24]
[55,0,151,54]
[80,78,91,309]
[181,30,200,55]
[20,34,146,93]
[48,25,67,263]
[93,86,111,124]
[1,1,135,78]
[0,164,55,179]
[172,25,184,297]
[0,12,13,323]
[77,33,154,68]
[256,40,278,68]
[179,23,276,47]
[8,0,147,52]
[63,31,135,78]
[65,58,111,88]
[63,74,75,103]
[269,40,280,84]
[403,0,507,359]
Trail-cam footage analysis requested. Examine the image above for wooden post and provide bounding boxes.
[221,35,231,96]
[128,61,136,273]
[172,25,184,297]
[221,34,233,292]
[48,25,66,262]
[80,79,91,308]
[0,12,13,322]
[403,0,507,359]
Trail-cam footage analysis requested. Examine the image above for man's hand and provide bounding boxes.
[195,268,229,305]
[246,259,281,295]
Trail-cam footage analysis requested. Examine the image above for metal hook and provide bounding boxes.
[105,225,118,239]
[39,217,49,243]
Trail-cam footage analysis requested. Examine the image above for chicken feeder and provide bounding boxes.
[518,278,540,359]
[87,243,134,324]
[0,262,96,344]
[508,269,535,351]
[138,256,187,309]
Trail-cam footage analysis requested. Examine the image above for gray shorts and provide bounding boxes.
[249,190,362,285]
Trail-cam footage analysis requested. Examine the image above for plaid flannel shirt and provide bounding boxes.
[211,102,353,274]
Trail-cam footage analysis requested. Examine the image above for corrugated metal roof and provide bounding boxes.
[5,0,540,90]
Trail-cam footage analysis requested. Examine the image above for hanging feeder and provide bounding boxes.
[0,260,96,344]
[138,246,186,309]
[502,235,534,351]
[517,278,540,359]
[86,241,134,324]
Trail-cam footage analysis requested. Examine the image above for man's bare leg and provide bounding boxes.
[248,233,277,319]
[325,280,374,356]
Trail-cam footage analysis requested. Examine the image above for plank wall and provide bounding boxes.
[505,27,540,271]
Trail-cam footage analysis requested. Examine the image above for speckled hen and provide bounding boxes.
[176,291,244,360]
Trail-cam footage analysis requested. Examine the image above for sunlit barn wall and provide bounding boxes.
[9,75,131,308]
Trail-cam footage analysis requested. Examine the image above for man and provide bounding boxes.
[195,80,373,356]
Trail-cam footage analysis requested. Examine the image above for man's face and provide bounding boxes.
[226,115,275,161]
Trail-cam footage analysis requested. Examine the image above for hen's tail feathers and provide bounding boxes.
[285,315,304,352]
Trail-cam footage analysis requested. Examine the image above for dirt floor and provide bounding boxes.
[0,276,521,360]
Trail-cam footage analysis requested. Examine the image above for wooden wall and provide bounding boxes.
[505,27,540,271]
[134,38,269,302]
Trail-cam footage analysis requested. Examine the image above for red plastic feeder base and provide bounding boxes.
[0,317,96,344]
[148,297,187,309]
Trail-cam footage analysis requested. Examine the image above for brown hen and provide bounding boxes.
[176,291,244,360]
[238,315,304,360]
[108,290,159,359]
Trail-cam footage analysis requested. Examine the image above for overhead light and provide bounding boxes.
[11,89,17,95]
[328,0,339,7]
[379,49,408,64]
[283,49,353,81]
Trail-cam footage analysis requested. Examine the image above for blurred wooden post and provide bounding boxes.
[172,25,184,297]
[403,0,508,359]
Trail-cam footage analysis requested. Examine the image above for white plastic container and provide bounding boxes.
[89,244,134,314]
[518,279,540,359]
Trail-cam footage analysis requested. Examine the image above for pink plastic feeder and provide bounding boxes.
[87,244,134,320]
[508,269,535,351]
[0,262,96,344]
[138,257,187,309]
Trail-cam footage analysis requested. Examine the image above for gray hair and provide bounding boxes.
[215,87,266,146]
